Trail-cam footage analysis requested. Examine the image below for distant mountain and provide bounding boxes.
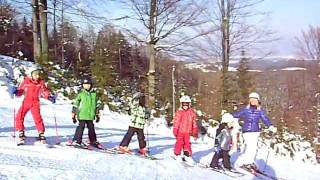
[185,57,319,72]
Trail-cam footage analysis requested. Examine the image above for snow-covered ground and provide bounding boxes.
[280,67,307,71]
[0,56,320,180]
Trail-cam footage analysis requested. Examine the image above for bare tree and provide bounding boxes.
[118,0,207,108]
[295,25,320,61]
[39,0,49,62]
[198,0,276,108]
[32,0,41,61]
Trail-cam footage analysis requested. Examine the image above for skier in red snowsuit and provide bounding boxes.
[173,95,198,164]
[10,64,56,142]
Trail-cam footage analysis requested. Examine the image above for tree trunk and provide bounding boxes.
[61,0,65,67]
[147,0,157,109]
[32,0,41,61]
[53,0,57,61]
[147,44,156,108]
[172,65,176,117]
[221,0,231,108]
[316,93,320,163]
[39,0,48,62]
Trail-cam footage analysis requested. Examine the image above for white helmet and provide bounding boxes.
[26,64,42,76]
[249,92,260,101]
[180,95,191,103]
[221,113,235,124]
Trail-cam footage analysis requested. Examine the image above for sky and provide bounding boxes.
[255,0,320,56]
[11,0,320,57]
[85,0,320,57]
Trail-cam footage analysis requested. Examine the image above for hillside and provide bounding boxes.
[0,56,320,180]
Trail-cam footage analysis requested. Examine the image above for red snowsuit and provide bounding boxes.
[173,107,198,156]
[15,77,51,132]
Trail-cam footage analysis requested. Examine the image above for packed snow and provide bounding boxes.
[0,56,320,180]
[280,67,307,71]
[184,63,216,73]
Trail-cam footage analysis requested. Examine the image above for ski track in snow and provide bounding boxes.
[1,56,320,180]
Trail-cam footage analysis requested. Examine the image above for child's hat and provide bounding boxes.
[81,76,92,85]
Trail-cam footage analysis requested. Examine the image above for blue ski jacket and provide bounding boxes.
[232,106,272,133]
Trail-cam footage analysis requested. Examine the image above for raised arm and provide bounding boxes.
[232,108,246,119]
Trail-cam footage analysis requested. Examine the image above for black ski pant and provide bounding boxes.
[210,149,231,170]
[120,126,146,149]
[73,120,97,143]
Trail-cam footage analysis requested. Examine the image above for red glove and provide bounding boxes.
[192,128,198,138]
[173,128,178,137]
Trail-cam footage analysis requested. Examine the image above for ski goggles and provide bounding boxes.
[181,102,190,106]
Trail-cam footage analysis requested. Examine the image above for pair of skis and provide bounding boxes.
[103,147,161,160]
[64,140,160,160]
[16,136,54,148]
[171,155,199,168]
[198,163,245,178]
[239,166,285,180]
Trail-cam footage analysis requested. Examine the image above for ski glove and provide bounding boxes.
[10,86,18,96]
[173,128,178,137]
[228,148,237,156]
[72,113,77,124]
[192,128,198,138]
[145,109,151,119]
[48,96,56,104]
[213,146,221,153]
[268,125,277,134]
[96,114,100,123]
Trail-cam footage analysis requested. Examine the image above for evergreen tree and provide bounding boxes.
[77,36,92,77]
[220,71,237,112]
[236,50,254,104]
[56,21,78,75]
[0,1,19,57]
[18,17,33,61]
[91,25,120,103]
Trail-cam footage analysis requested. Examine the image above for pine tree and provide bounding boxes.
[0,1,18,57]
[77,37,92,77]
[236,50,254,104]
[91,25,120,104]
[18,17,33,61]
[220,71,237,112]
[57,21,78,75]
[0,0,15,35]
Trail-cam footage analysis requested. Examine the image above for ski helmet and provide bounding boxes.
[249,92,260,101]
[81,76,92,85]
[221,113,235,124]
[180,95,191,103]
[26,63,42,76]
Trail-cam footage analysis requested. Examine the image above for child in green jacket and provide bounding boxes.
[70,77,102,148]
[119,93,150,156]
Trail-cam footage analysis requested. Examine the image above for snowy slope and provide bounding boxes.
[0,56,320,180]
[0,95,232,180]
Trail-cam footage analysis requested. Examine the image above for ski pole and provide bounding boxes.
[146,124,150,153]
[13,94,16,139]
[262,146,271,173]
[262,131,275,173]
[53,105,60,145]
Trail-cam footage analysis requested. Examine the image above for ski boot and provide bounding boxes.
[210,165,223,171]
[183,151,196,166]
[118,146,132,154]
[172,154,184,162]
[91,141,104,149]
[138,148,149,157]
[240,163,259,175]
[17,131,25,146]
[69,141,89,149]
[37,132,47,144]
